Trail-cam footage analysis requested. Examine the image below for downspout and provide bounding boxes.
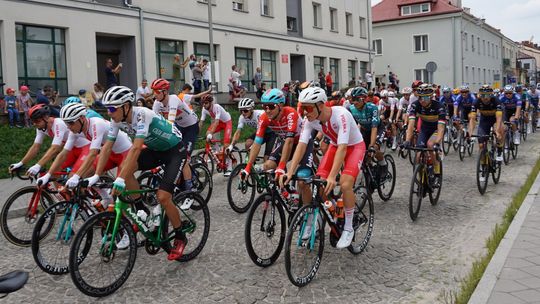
[367,0,372,72]
[124,0,146,80]
[452,16,457,87]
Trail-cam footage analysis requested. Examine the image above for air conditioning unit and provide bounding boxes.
[233,2,243,10]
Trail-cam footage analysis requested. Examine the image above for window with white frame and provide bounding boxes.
[313,2,322,28]
[346,13,353,35]
[464,32,468,51]
[233,0,246,12]
[413,35,428,52]
[414,69,429,82]
[261,0,272,16]
[330,8,338,31]
[401,3,430,16]
[483,40,486,55]
[359,17,367,38]
[465,66,469,83]
[477,37,480,54]
[287,17,297,31]
[487,41,490,56]
[471,34,475,52]
[472,67,475,84]
[373,39,382,55]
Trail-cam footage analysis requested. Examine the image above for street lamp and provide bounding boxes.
[207,1,217,93]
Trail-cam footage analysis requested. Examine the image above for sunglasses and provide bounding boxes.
[153,89,165,95]
[264,104,277,111]
[66,120,77,125]
[241,109,250,113]
[301,105,315,113]
[420,96,431,101]
[106,105,122,113]
[505,92,513,95]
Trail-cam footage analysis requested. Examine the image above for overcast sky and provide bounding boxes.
[371,0,540,43]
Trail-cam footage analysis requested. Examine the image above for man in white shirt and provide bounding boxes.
[230,65,243,86]
[136,79,153,106]
[365,71,373,90]
[202,59,211,91]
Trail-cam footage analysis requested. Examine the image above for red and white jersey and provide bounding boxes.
[153,95,198,128]
[201,103,231,123]
[64,117,131,153]
[34,118,89,148]
[256,106,303,141]
[300,106,363,146]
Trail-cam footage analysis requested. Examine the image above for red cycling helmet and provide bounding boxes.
[29,104,51,120]
[150,78,170,91]
[411,80,423,89]
[201,94,214,103]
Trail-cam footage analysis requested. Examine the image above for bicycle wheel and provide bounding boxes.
[476,149,489,195]
[69,211,137,297]
[284,204,325,287]
[458,132,465,161]
[228,149,243,168]
[467,139,474,156]
[503,133,511,165]
[348,186,374,255]
[1,186,55,246]
[191,163,213,204]
[227,164,256,213]
[196,151,214,175]
[244,193,286,267]
[429,161,443,206]
[452,126,459,151]
[31,201,92,275]
[492,152,502,184]
[511,141,518,160]
[163,192,210,262]
[442,125,451,155]
[521,120,528,142]
[409,164,424,221]
[377,154,396,201]
[408,147,415,166]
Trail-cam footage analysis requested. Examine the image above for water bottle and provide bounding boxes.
[137,210,148,222]
[149,205,162,231]
[323,200,336,218]
[335,199,345,219]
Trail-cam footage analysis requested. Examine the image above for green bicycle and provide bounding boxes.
[68,188,210,297]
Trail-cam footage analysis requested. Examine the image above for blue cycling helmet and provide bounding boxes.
[62,96,81,106]
[261,88,285,104]
[503,85,514,93]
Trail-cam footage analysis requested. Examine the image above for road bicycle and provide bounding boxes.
[503,121,518,164]
[456,119,474,161]
[357,146,396,202]
[442,116,458,155]
[196,138,242,175]
[226,155,265,213]
[473,132,502,195]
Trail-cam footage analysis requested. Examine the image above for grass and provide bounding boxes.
[453,156,540,304]
[0,106,252,179]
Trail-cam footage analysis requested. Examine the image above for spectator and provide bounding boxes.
[43,85,59,106]
[254,67,262,91]
[136,98,146,107]
[318,67,325,87]
[192,63,204,95]
[105,58,122,89]
[181,54,197,71]
[78,89,91,107]
[230,65,243,86]
[202,58,211,91]
[92,82,105,107]
[256,82,266,101]
[178,83,211,109]
[282,82,291,106]
[136,79,153,107]
[4,88,21,128]
[365,71,373,90]
[17,85,33,128]
[172,54,182,93]
[325,71,333,95]
[228,80,245,102]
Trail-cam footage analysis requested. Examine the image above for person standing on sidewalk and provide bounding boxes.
[325,71,333,96]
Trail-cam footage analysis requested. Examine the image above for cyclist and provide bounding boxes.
[386,91,400,150]
[177,83,212,109]
[516,85,531,132]
[403,83,446,186]
[61,96,102,119]
[527,84,540,128]
[151,78,199,193]
[397,87,413,124]
[199,93,234,176]
[8,104,90,178]
[453,85,476,147]
[499,85,522,145]
[103,86,188,261]
[228,98,276,162]
[468,85,504,167]
[439,87,455,121]
[281,86,365,248]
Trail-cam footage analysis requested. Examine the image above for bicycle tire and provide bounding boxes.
[492,154,502,184]
[476,149,489,195]
[503,133,511,165]
[442,125,451,155]
[409,164,424,221]
[227,164,256,213]
[521,120,528,142]
[191,162,213,204]
[196,151,214,175]
[348,186,374,255]
[511,141,518,160]
[377,154,396,201]
[467,139,474,156]
[429,161,443,206]
[458,132,465,161]
[1,186,55,247]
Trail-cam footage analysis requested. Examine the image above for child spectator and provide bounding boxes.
[4,88,21,128]
[17,85,33,127]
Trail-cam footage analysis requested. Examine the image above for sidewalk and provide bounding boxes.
[469,171,540,304]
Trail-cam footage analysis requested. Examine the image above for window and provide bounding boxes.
[330,8,338,32]
[359,17,367,38]
[414,69,428,83]
[401,3,430,15]
[477,37,480,54]
[360,61,368,82]
[464,32,468,51]
[471,34,475,52]
[235,47,254,91]
[346,13,353,35]
[487,42,490,56]
[483,40,486,55]
[472,67,475,84]
[194,42,219,88]
[260,50,276,89]
[313,3,322,28]
[261,0,272,16]
[373,39,382,55]
[314,56,325,80]
[524,63,531,69]
[329,58,340,90]
[233,0,246,12]
[348,60,357,85]
[0,39,3,85]
[16,24,68,95]
[156,39,184,93]
[413,35,428,52]
[465,66,469,83]
[483,68,486,83]
[287,17,297,32]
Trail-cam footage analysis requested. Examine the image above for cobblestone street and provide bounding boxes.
[1,136,539,304]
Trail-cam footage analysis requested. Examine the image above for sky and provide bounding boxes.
[371,0,540,43]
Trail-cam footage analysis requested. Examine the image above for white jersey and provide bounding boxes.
[299,106,363,146]
[201,103,231,123]
[34,118,89,148]
[153,95,198,128]
[398,97,412,111]
[237,109,264,129]
[64,117,131,153]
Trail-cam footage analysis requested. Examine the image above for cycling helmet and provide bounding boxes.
[416,83,434,97]
[238,98,255,110]
[62,96,81,106]
[412,80,423,89]
[150,78,170,91]
[29,104,51,120]
[493,88,501,94]
[79,89,87,95]
[387,91,396,98]
[478,84,493,94]
[298,87,327,104]
[442,87,452,93]
[401,87,413,94]
[299,81,311,90]
[503,85,514,93]
[344,88,354,98]
[310,81,321,88]
[460,85,470,93]
[330,91,342,100]
[351,87,368,98]
[60,103,87,122]
[102,86,135,106]
[515,84,523,92]
[201,94,214,103]
[380,90,388,98]
[452,88,460,95]
[261,88,285,104]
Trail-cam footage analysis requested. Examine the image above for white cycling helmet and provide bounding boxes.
[60,103,87,122]
[380,89,389,97]
[344,88,354,98]
[401,87,413,94]
[238,98,255,110]
[298,87,327,104]
[102,86,135,106]
[387,91,396,98]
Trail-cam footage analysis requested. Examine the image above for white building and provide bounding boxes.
[0,0,372,96]
[371,0,505,91]
[502,35,520,85]
[517,42,540,85]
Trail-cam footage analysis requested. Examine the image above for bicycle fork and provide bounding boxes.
[297,207,320,251]
[55,203,79,243]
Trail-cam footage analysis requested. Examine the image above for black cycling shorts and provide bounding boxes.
[248,131,277,157]
[417,124,438,148]
[503,108,516,123]
[178,122,199,156]
[269,137,314,170]
[137,142,187,193]
[477,117,496,144]
[360,125,383,147]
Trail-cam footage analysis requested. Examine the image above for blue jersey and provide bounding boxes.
[439,95,455,106]
[527,90,540,105]
[454,93,476,110]
[498,93,522,110]
[348,103,380,130]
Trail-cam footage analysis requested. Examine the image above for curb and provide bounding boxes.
[467,171,540,304]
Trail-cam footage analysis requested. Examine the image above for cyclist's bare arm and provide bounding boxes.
[279,137,295,167]
[18,143,42,167]
[231,129,242,146]
[34,144,62,168]
[246,142,262,166]
[47,149,69,176]
[283,142,307,184]
[74,149,98,178]
[406,118,416,142]
[436,123,445,144]
[370,126,378,146]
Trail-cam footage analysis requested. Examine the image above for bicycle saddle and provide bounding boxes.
[0,271,29,294]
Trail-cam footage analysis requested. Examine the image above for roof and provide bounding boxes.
[373,0,462,23]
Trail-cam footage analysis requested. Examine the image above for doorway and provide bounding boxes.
[96,33,137,89]
[290,54,306,82]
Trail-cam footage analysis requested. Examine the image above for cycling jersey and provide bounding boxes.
[349,103,380,130]
[299,106,363,146]
[86,109,103,119]
[201,103,232,123]
[527,90,540,106]
[255,106,303,141]
[153,95,198,128]
[498,93,522,110]
[471,98,503,119]
[237,109,264,129]
[65,117,131,153]
[108,106,182,151]
[408,99,446,128]
[454,93,476,110]
[439,95,455,107]
[34,118,89,148]
[398,97,411,111]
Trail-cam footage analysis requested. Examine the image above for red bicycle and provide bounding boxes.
[195,138,243,175]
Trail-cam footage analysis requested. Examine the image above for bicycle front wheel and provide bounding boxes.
[458,132,465,161]
[429,161,443,206]
[377,154,396,201]
[191,162,213,204]
[503,133,511,165]
[409,164,425,221]
[349,186,374,255]
[69,211,137,297]
[196,151,215,175]
[511,141,518,160]
[227,164,256,213]
[284,205,325,287]
[492,152,502,184]
[476,149,489,195]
